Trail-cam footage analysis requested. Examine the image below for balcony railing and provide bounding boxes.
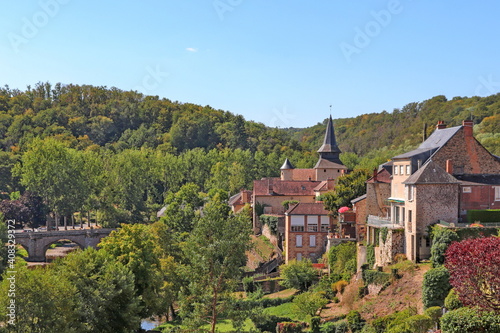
[367,215,404,229]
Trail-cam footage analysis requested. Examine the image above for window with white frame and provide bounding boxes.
[296,253,302,261]
[394,165,398,175]
[407,185,414,201]
[309,235,316,247]
[296,235,303,247]
[463,187,472,193]
[320,216,329,232]
[400,165,404,175]
[406,165,411,175]
[307,216,318,232]
[495,187,500,201]
[291,216,304,231]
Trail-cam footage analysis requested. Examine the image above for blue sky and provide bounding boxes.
[1,1,500,128]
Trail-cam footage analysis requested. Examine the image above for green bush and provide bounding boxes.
[329,242,357,281]
[334,320,348,333]
[454,226,499,241]
[371,309,413,333]
[292,291,328,318]
[280,259,318,292]
[430,226,458,267]
[253,315,292,332]
[366,245,375,268]
[401,315,432,333]
[424,306,442,329]
[242,276,255,293]
[440,307,500,332]
[311,316,321,333]
[320,316,349,333]
[466,209,500,223]
[314,275,341,300]
[444,289,462,311]
[260,214,279,235]
[346,310,364,332]
[359,324,377,333]
[320,322,336,333]
[362,269,390,286]
[422,266,451,309]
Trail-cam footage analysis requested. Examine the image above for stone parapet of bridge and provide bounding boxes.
[15,228,115,262]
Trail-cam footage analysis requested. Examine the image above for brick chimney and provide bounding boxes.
[373,168,378,182]
[241,190,250,203]
[446,160,453,174]
[462,120,473,137]
[436,120,446,130]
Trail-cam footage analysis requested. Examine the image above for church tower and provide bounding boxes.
[314,116,346,181]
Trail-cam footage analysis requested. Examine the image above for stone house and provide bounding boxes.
[228,190,252,214]
[366,120,500,264]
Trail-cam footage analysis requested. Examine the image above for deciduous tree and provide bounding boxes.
[55,248,141,333]
[179,197,252,332]
[280,259,319,292]
[445,236,500,313]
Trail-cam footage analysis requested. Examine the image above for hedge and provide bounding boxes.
[346,310,365,332]
[444,289,462,311]
[362,269,391,286]
[440,307,500,333]
[422,266,451,309]
[466,209,500,223]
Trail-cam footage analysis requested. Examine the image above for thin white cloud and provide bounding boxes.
[186,47,198,52]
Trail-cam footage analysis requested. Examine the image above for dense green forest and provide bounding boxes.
[1,82,500,228]
[1,83,500,332]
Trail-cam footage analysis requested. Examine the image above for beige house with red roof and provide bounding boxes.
[284,203,333,263]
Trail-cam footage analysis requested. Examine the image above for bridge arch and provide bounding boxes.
[14,229,114,262]
[43,238,85,261]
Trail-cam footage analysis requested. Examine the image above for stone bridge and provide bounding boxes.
[15,228,115,262]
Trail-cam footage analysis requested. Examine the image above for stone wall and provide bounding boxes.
[376,229,405,266]
[366,182,391,217]
[433,127,500,174]
[415,184,459,231]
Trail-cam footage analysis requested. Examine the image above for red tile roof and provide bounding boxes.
[286,202,330,215]
[291,169,316,180]
[253,179,321,196]
[367,168,391,184]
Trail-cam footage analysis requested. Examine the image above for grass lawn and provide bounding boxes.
[263,302,307,322]
[263,288,297,299]
[255,235,275,261]
[155,318,255,332]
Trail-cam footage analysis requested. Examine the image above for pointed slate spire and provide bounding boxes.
[317,115,342,163]
[280,158,295,170]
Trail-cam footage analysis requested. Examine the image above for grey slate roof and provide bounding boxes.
[454,174,500,185]
[280,158,295,170]
[317,115,341,154]
[403,160,460,185]
[314,157,347,170]
[392,125,462,172]
[351,194,367,204]
[418,126,461,150]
